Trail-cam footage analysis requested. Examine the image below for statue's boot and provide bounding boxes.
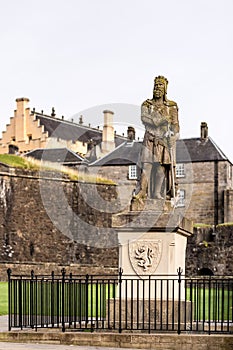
[134,163,152,200]
[134,172,147,200]
[154,171,165,199]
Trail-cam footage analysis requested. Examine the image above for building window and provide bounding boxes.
[176,163,185,177]
[177,189,185,207]
[129,165,137,179]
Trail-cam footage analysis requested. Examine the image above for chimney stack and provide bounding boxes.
[15,97,30,141]
[102,110,115,153]
[200,122,208,139]
[16,97,30,116]
[127,126,135,141]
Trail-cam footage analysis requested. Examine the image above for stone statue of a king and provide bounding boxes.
[135,76,179,201]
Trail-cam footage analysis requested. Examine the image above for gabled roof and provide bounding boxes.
[24,148,84,164]
[34,113,126,146]
[90,137,230,166]
[90,141,142,166]
[177,137,229,163]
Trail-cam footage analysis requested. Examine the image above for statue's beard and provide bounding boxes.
[153,89,164,98]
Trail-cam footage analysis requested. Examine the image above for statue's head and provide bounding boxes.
[153,75,168,101]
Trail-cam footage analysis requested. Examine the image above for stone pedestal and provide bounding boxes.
[110,200,193,328]
[112,199,193,295]
[113,200,192,276]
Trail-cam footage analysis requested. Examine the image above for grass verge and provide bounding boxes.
[0,282,8,315]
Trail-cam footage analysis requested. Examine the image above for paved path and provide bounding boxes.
[0,317,134,350]
[0,344,134,350]
[0,317,7,333]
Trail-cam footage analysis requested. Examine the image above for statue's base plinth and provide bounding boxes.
[106,299,192,330]
[113,199,192,234]
[130,197,174,212]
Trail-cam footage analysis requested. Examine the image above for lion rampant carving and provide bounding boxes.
[135,245,154,271]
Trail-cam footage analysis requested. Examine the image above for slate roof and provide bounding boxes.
[177,137,229,163]
[90,141,142,166]
[24,148,84,164]
[35,113,126,146]
[90,137,230,166]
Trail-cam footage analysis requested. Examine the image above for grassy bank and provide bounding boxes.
[0,283,8,315]
[0,154,114,184]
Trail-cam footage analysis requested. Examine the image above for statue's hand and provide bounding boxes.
[153,113,168,127]
[164,130,174,138]
[167,135,177,148]
[142,115,153,125]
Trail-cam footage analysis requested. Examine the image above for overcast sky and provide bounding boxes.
[1,0,233,160]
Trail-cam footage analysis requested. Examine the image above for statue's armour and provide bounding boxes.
[141,99,179,164]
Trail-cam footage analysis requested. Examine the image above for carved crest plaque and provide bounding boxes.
[129,239,162,276]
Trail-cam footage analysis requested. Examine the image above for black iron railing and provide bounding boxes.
[7,268,233,334]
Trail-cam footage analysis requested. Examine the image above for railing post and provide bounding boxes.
[177,267,183,335]
[7,268,12,331]
[85,274,89,328]
[19,275,22,330]
[208,276,211,335]
[51,271,55,328]
[69,272,73,327]
[119,268,123,333]
[61,268,66,332]
[30,270,35,329]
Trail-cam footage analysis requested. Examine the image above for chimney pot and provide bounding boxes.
[16,97,30,103]
[79,115,83,125]
[51,107,56,117]
[103,110,114,115]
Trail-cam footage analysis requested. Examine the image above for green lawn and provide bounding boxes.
[186,286,233,321]
[2,281,232,322]
[8,280,116,319]
[0,282,8,315]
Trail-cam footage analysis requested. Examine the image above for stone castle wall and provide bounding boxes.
[0,166,120,280]
[91,164,136,210]
[185,225,233,276]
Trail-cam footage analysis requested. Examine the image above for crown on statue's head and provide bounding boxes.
[154,75,168,95]
[154,75,168,86]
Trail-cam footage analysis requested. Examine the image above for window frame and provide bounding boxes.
[177,189,185,207]
[128,164,137,180]
[176,163,185,178]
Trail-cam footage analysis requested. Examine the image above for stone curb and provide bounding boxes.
[0,332,232,349]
